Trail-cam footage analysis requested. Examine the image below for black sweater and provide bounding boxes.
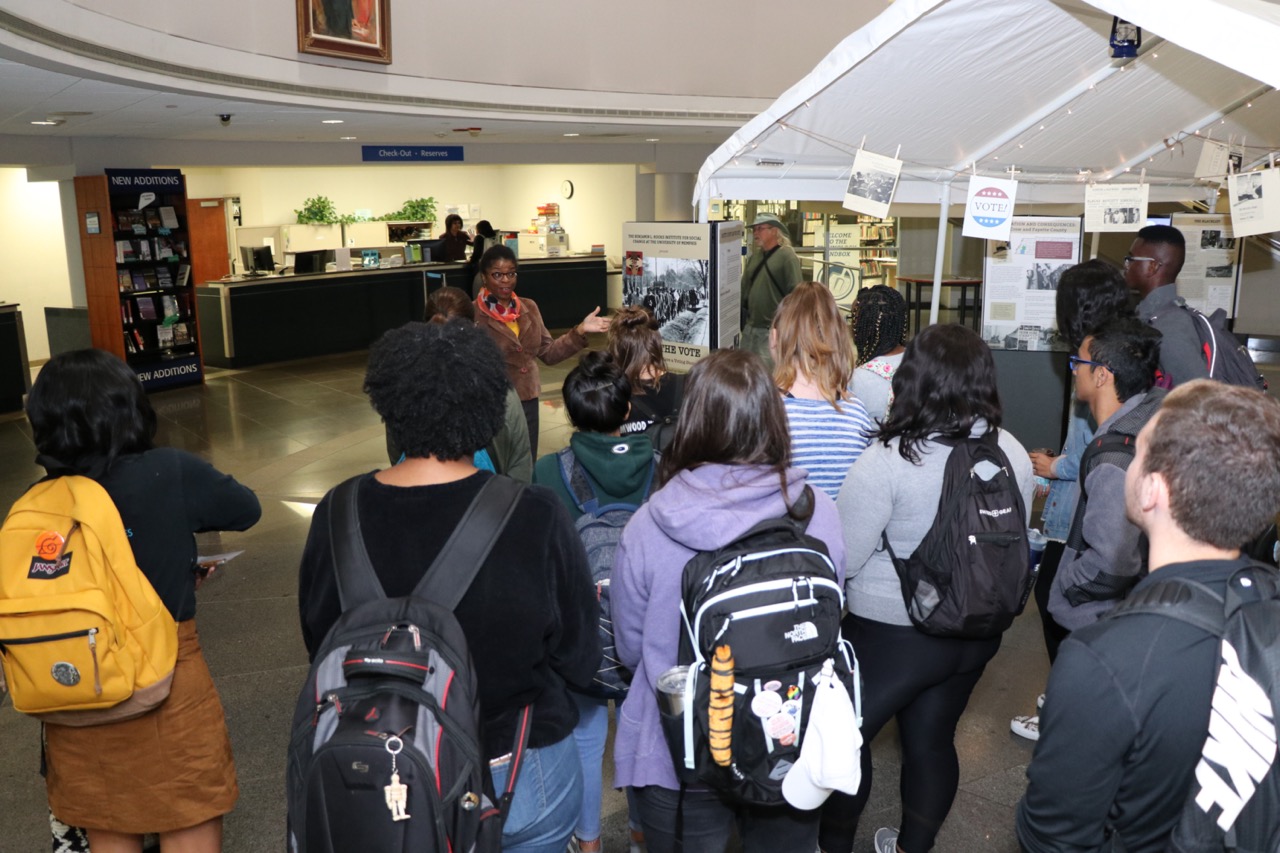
[297,470,600,759]
[1018,558,1251,853]
[97,448,261,622]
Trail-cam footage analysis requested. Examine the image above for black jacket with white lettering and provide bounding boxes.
[1017,557,1253,853]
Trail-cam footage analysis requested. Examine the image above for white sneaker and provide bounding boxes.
[1011,714,1041,741]
[1037,693,1045,710]
[874,826,900,853]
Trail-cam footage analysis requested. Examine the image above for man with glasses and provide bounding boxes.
[1047,317,1164,633]
[1127,224,1210,387]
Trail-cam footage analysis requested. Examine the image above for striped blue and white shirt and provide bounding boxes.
[783,395,874,499]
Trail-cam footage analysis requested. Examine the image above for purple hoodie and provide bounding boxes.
[611,463,846,791]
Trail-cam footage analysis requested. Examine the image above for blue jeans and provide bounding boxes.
[490,734,583,853]
[570,693,642,842]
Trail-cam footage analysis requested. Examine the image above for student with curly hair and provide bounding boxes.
[297,320,601,853]
[849,285,908,422]
[771,283,872,499]
[24,349,261,853]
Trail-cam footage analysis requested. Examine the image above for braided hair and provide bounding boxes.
[850,284,908,366]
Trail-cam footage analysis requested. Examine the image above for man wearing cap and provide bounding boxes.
[741,214,802,368]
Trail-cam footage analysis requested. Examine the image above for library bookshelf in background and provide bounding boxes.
[75,169,204,392]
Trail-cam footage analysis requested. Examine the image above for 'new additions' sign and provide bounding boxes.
[361,146,464,162]
[104,169,184,195]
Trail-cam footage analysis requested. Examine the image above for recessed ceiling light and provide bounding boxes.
[646,138,660,142]
[563,133,580,137]
[30,119,63,126]
[339,136,357,140]
[321,119,345,124]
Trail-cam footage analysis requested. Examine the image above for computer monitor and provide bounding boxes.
[293,250,331,275]
[239,245,275,275]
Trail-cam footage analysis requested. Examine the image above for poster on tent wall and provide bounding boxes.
[962,176,1018,241]
[622,222,723,372]
[843,149,902,219]
[811,224,861,313]
[981,216,1082,351]
[1227,170,1280,238]
[1084,183,1150,232]
[1170,213,1243,317]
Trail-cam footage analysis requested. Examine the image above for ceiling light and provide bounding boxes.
[646,138,660,142]
[321,119,344,124]
[339,136,357,140]
[563,133,580,137]
[30,119,63,126]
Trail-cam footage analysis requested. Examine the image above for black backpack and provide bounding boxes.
[286,476,530,853]
[1158,298,1267,391]
[1106,563,1280,852]
[884,432,1031,639]
[555,448,655,701]
[673,487,861,805]
[626,373,686,455]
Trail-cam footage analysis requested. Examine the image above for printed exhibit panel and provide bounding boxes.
[982,216,1082,351]
[714,221,744,353]
[1171,213,1243,317]
[811,224,862,313]
[623,222,715,372]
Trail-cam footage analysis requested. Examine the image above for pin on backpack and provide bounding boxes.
[0,476,177,725]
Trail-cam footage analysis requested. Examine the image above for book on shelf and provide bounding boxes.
[130,270,147,290]
[132,328,145,351]
[159,206,179,229]
[177,291,192,315]
[156,325,174,349]
[117,270,132,292]
[116,240,135,263]
[143,209,162,230]
[136,240,152,261]
[155,236,178,260]
[120,302,133,324]
[176,264,191,288]
[124,332,137,354]
[136,297,158,321]
[142,269,160,290]
[156,267,174,288]
[161,295,179,319]
[173,322,191,346]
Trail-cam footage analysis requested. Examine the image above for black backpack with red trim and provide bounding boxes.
[286,476,529,853]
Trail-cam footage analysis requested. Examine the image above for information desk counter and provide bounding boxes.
[196,257,607,369]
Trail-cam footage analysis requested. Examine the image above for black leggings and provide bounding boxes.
[1032,541,1071,664]
[818,615,1001,853]
[520,397,540,463]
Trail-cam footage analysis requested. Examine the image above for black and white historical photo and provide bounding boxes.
[1025,262,1068,291]
[1205,264,1234,278]
[845,169,898,206]
[623,255,710,345]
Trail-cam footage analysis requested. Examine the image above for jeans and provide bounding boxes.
[818,615,1001,853]
[490,734,583,853]
[570,693,641,843]
[632,784,819,853]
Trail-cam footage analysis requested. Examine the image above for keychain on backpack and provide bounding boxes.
[383,736,410,822]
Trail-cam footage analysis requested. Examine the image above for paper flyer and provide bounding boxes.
[843,149,902,219]
[811,224,862,313]
[1083,183,1150,232]
[1171,213,1241,317]
[622,222,714,372]
[981,216,1082,350]
[963,177,1018,241]
[714,221,744,352]
[1227,170,1280,238]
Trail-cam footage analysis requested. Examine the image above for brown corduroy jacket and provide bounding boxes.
[475,296,587,401]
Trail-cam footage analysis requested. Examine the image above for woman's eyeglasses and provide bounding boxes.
[487,270,517,281]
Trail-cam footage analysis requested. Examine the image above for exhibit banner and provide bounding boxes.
[1170,213,1243,317]
[963,176,1018,241]
[1227,169,1280,238]
[1084,183,1149,232]
[811,224,861,313]
[623,222,727,372]
[843,149,902,219]
[981,216,1082,351]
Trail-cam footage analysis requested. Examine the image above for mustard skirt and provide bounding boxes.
[45,620,238,834]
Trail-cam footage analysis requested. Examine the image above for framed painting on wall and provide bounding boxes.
[297,0,391,64]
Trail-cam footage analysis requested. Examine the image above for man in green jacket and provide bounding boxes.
[740,213,802,369]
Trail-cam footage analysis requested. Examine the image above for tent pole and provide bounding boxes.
[928,179,952,327]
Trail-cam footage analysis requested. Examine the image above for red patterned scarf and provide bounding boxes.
[476,288,522,324]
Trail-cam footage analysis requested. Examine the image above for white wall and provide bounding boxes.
[0,169,73,361]
[185,162,638,257]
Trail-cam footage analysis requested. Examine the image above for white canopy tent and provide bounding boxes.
[695,0,1280,324]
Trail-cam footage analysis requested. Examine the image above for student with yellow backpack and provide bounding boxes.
[0,349,260,853]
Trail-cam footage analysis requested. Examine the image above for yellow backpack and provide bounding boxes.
[0,475,178,725]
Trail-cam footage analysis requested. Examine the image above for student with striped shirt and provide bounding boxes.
[771,282,873,499]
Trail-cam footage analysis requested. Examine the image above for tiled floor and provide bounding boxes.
[1,342,1277,852]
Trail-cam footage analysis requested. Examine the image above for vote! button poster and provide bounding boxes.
[963,177,1019,241]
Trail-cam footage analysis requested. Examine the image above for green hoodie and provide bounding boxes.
[533,431,656,519]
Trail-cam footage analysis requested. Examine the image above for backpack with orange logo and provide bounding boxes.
[0,475,177,725]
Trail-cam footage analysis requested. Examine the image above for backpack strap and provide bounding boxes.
[1105,576,1226,637]
[556,448,599,514]
[413,475,524,609]
[1077,433,1136,500]
[329,475,387,612]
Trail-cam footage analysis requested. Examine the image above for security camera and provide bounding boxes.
[219,114,232,126]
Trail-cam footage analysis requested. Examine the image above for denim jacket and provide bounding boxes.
[1040,397,1093,541]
